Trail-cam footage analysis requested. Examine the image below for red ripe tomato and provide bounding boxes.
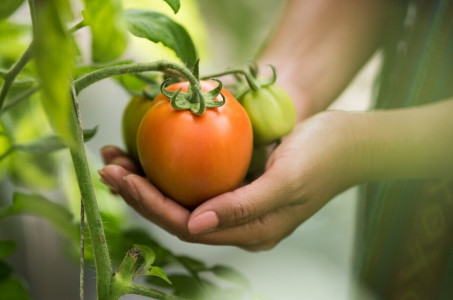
[137,80,253,208]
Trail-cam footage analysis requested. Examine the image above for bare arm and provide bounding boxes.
[352,99,453,181]
[259,0,385,119]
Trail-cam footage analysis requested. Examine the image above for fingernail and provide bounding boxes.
[123,175,139,201]
[98,170,118,192]
[188,211,219,235]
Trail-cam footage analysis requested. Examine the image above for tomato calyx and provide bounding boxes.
[257,64,277,88]
[160,78,226,116]
[201,63,277,97]
[241,64,277,92]
[202,62,297,146]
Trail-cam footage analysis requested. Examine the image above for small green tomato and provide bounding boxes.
[122,95,153,161]
[240,83,296,145]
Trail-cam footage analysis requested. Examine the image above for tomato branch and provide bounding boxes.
[0,42,34,113]
[2,85,41,113]
[122,283,184,300]
[69,85,112,299]
[79,201,85,300]
[73,61,199,94]
[72,60,209,114]
[201,68,260,91]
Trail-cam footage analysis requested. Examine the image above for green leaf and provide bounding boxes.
[131,245,172,284]
[33,0,76,148]
[210,265,251,289]
[162,0,180,14]
[0,123,10,179]
[176,255,207,272]
[0,0,25,20]
[147,266,172,284]
[6,152,58,188]
[117,228,172,267]
[82,0,127,62]
[167,274,220,299]
[0,193,78,242]
[82,126,98,141]
[134,244,156,268]
[0,241,16,259]
[115,73,161,96]
[167,274,203,298]
[124,10,197,67]
[13,126,98,154]
[14,135,66,154]
[0,261,13,280]
[0,277,30,300]
[0,21,30,67]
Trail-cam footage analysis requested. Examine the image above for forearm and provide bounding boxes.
[259,0,385,119]
[350,99,453,181]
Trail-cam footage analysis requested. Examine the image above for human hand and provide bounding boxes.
[99,111,361,251]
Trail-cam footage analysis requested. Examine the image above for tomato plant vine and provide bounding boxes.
[0,0,252,299]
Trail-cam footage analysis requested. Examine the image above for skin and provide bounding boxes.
[99,0,453,251]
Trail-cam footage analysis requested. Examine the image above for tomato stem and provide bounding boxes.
[0,42,34,113]
[201,68,261,91]
[69,85,113,299]
[73,60,208,115]
[260,65,277,87]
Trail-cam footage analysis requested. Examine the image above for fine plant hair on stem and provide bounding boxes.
[73,60,201,95]
[80,201,85,300]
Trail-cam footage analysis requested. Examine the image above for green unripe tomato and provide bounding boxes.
[122,95,153,161]
[246,145,268,180]
[240,84,296,145]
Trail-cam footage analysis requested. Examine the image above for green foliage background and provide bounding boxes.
[0,0,284,299]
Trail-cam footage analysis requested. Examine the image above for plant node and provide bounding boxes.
[160,78,225,115]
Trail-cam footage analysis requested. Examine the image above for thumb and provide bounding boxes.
[188,165,295,235]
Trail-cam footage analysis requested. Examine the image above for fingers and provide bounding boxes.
[98,160,306,250]
[99,139,305,250]
[122,174,190,236]
[98,164,136,208]
[188,162,299,235]
[98,164,190,237]
[185,203,309,251]
[100,145,139,173]
[100,145,124,164]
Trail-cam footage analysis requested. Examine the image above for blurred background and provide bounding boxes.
[0,0,381,299]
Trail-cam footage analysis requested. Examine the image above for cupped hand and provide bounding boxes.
[99,111,361,251]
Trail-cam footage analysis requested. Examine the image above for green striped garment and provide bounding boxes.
[354,0,453,299]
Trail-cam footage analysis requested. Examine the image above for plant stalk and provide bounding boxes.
[80,201,85,300]
[73,61,200,95]
[201,68,260,91]
[0,42,34,112]
[70,61,198,299]
[74,60,214,115]
[2,85,41,113]
[69,85,112,299]
[123,283,184,300]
